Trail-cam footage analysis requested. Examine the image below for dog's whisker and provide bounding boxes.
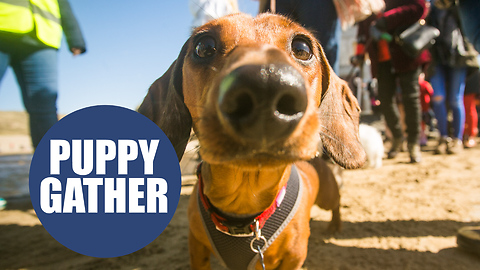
[318,125,355,155]
[319,130,356,159]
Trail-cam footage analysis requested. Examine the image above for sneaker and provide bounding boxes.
[457,226,480,257]
[446,138,463,154]
[464,137,477,148]
[408,143,422,163]
[434,136,448,155]
[387,137,403,159]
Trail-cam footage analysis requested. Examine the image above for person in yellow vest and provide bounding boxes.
[0,0,86,148]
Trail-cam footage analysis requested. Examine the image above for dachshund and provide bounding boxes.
[139,13,366,270]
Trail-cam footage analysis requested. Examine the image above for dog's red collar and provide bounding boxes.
[196,163,287,236]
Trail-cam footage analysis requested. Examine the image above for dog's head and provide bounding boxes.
[139,13,366,169]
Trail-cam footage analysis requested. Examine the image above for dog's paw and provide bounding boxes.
[325,207,342,233]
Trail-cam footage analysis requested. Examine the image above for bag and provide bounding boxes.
[333,0,385,29]
[394,20,440,58]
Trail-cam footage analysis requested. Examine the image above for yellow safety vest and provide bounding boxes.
[0,0,62,48]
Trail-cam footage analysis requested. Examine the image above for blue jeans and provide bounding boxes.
[429,65,467,139]
[459,0,480,52]
[267,0,341,73]
[0,48,59,148]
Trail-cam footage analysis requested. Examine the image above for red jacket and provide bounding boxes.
[419,77,433,112]
[383,0,430,73]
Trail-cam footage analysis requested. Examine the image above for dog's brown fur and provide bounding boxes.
[139,13,366,270]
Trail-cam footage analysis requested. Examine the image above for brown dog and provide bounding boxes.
[139,13,366,270]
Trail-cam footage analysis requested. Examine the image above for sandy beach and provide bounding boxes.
[1,137,479,269]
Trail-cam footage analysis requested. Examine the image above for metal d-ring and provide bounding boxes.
[250,235,267,253]
[250,220,267,253]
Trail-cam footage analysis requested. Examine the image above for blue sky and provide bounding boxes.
[0,0,259,114]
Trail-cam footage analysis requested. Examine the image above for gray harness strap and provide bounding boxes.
[197,165,303,270]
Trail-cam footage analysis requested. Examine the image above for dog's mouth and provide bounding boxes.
[197,126,320,167]
[236,148,316,165]
[203,148,309,167]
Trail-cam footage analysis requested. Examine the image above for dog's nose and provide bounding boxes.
[218,64,307,143]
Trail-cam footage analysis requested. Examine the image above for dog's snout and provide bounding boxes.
[218,64,307,143]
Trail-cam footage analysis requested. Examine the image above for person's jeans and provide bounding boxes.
[0,48,59,148]
[266,0,341,73]
[377,61,421,144]
[429,65,467,140]
[459,0,480,52]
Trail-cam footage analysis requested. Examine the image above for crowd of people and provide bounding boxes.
[353,0,480,256]
[354,0,479,164]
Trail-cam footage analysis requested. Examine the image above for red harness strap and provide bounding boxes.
[196,163,287,236]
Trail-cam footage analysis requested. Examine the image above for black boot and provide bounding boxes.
[408,143,422,163]
[387,137,403,159]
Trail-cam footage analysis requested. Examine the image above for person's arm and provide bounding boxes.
[58,0,86,54]
[351,15,376,66]
[357,15,376,46]
[425,81,434,97]
[376,0,426,34]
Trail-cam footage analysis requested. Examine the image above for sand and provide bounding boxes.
[1,139,479,270]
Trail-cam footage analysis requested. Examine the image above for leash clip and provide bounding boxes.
[250,220,267,252]
[250,220,267,269]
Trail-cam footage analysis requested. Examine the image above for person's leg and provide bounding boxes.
[11,48,58,148]
[0,51,9,206]
[269,0,298,22]
[445,66,467,153]
[272,0,340,71]
[0,50,11,83]
[470,98,478,138]
[464,93,478,147]
[296,0,340,73]
[464,93,474,137]
[377,61,403,157]
[430,66,448,136]
[398,66,422,162]
[429,65,450,153]
[448,67,467,139]
[398,67,422,144]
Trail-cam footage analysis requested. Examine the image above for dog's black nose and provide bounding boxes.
[218,64,307,143]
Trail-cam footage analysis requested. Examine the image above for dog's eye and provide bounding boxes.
[291,39,312,61]
[195,36,217,58]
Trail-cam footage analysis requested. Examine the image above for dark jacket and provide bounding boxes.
[0,0,86,54]
[427,5,478,68]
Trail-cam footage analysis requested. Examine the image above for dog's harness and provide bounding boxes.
[196,163,303,270]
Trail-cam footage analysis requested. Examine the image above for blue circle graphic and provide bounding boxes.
[29,105,182,258]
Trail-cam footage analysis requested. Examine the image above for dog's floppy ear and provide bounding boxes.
[317,44,366,169]
[138,42,192,161]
